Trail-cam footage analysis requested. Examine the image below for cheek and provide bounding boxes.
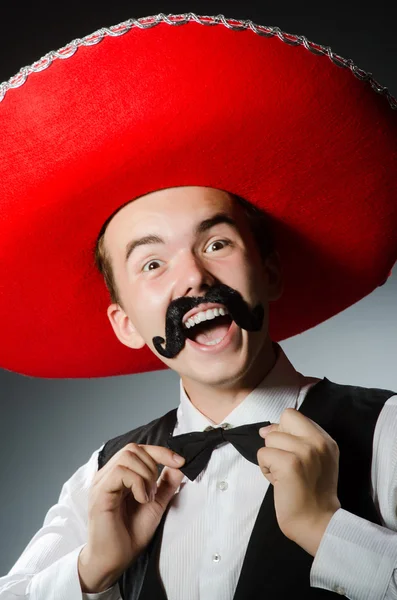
[233,251,258,282]
[133,279,170,328]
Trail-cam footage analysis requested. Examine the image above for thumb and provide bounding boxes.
[155,466,185,510]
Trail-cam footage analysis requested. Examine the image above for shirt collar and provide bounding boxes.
[177,342,304,434]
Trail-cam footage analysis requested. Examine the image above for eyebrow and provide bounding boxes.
[125,212,238,263]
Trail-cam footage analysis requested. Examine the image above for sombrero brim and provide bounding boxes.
[1,14,396,377]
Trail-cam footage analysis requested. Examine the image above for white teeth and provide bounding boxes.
[202,337,223,346]
[184,307,229,329]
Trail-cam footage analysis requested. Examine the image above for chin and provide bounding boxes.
[180,351,254,388]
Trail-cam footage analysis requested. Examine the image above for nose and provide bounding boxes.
[173,249,217,298]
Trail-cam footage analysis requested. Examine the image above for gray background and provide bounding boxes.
[1,4,396,575]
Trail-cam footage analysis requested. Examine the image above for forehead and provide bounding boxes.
[104,186,241,250]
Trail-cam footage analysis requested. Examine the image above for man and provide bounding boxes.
[1,12,397,600]
[102,187,280,405]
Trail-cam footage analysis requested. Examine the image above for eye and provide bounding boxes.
[142,259,164,272]
[205,239,231,253]
[141,239,231,272]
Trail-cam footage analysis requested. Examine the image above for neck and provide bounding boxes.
[181,337,278,424]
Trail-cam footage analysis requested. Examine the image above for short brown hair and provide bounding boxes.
[93,192,276,309]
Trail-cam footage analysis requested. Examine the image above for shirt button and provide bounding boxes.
[212,553,221,563]
[217,480,228,491]
[334,586,345,595]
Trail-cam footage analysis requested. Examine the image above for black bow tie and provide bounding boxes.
[166,420,272,481]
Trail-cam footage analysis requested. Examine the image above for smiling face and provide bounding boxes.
[104,186,283,388]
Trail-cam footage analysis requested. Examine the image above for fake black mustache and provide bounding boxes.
[152,283,264,359]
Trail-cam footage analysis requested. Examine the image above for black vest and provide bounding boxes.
[98,376,396,599]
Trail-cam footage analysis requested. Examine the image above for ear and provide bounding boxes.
[265,250,284,302]
[107,303,146,349]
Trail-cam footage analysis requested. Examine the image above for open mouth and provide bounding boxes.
[184,314,233,346]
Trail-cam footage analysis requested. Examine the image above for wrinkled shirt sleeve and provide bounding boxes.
[0,444,121,600]
[310,395,397,600]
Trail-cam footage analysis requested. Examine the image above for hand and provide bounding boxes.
[257,408,341,551]
[78,443,185,593]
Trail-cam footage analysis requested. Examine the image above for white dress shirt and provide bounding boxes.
[1,343,397,600]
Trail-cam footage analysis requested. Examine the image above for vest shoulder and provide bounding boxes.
[322,376,397,399]
[98,408,178,470]
[300,376,397,426]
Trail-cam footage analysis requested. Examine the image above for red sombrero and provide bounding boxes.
[1,13,396,378]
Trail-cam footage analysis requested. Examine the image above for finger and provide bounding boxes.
[263,431,322,473]
[261,430,311,457]
[257,446,303,481]
[131,444,160,483]
[104,444,184,501]
[101,463,152,505]
[140,444,186,470]
[95,443,156,491]
[120,450,159,499]
[155,466,185,509]
[133,444,184,500]
[280,408,329,444]
[97,443,184,482]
